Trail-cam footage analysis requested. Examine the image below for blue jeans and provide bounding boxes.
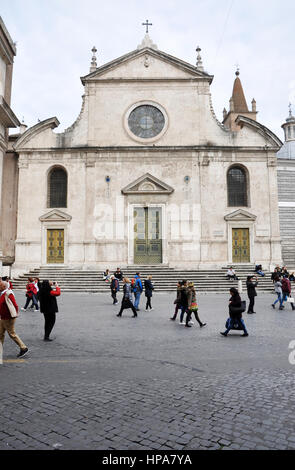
[225,318,248,335]
[134,291,141,309]
[273,293,283,308]
[256,271,265,277]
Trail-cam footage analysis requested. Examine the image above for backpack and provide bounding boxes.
[131,278,136,288]
[282,278,289,293]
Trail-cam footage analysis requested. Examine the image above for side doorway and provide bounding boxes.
[232,228,250,263]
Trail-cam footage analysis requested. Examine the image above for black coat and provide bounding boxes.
[39,289,59,314]
[144,279,154,297]
[247,281,258,297]
[229,293,242,319]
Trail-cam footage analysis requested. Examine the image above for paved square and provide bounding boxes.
[1,290,295,450]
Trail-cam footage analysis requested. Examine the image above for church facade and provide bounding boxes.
[9,34,283,275]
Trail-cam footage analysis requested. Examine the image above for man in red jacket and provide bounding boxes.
[0,281,29,358]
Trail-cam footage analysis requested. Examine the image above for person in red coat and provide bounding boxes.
[0,280,29,357]
[21,277,39,311]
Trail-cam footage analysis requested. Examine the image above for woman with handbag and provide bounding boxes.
[116,278,137,318]
[39,280,61,341]
[220,287,249,337]
[185,282,206,328]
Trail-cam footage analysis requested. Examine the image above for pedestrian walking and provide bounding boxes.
[116,278,138,318]
[246,275,258,314]
[170,281,182,321]
[39,280,61,341]
[185,282,206,328]
[179,280,189,325]
[132,272,143,311]
[271,275,284,310]
[144,275,154,311]
[110,275,119,305]
[281,275,295,311]
[21,277,39,311]
[220,287,248,337]
[0,280,29,357]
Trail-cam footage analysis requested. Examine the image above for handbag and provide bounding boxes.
[189,301,198,312]
[287,297,294,303]
[5,291,18,318]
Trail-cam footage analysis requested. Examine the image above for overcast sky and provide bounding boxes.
[2,0,295,140]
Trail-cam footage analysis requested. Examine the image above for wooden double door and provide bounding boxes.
[232,228,250,263]
[134,207,162,264]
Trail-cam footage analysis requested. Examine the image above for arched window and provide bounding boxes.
[227,166,248,207]
[48,167,67,208]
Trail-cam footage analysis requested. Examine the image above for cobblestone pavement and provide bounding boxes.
[1,291,295,450]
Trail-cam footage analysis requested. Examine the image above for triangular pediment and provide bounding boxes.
[224,209,257,221]
[122,173,174,195]
[39,209,72,222]
[81,47,213,83]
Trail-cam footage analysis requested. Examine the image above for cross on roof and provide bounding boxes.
[142,19,153,34]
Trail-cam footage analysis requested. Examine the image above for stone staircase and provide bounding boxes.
[11,265,275,293]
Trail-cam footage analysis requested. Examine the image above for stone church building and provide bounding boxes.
[6,33,283,275]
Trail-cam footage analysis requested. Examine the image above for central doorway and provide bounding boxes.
[47,229,64,264]
[134,207,162,264]
[232,228,250,263]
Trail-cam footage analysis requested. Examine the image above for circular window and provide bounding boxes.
[128,105,165,139]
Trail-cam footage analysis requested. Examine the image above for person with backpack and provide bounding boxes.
[110,275,119,305]
[0,280,29,357]
[132,272,143,311]
[281,275,295,311]
[144,275,154,311]
[220,287,248,337]
[116,278,138,318]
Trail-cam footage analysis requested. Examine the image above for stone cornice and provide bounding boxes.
[13,117,60,151]
[0,95,20,127]
[236,115,282,148]
[81,47,213,85]
[15,145,280,154]
[0,17,16,63]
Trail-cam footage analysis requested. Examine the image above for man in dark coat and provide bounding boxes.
[144,275,154,310]
[246,275,258,314]
[110,275,119,305]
